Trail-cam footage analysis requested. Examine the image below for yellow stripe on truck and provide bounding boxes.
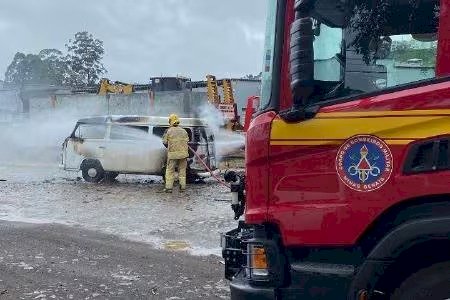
[270,140,415,146]
[315,109,450,118]
[270,110,450,146]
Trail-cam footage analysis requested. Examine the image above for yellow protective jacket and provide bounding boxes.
[162,126,189,160]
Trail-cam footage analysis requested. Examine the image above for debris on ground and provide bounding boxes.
[214,198,231,202]
[164,240,190,251]
[0,164,239,257]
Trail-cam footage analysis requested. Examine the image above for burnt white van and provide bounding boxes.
[60,115,217,183]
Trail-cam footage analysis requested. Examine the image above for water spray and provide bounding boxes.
[187,145,230,188]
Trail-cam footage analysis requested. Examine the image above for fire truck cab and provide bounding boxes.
[222,0,450,299]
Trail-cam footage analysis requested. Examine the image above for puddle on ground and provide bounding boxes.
[163,240,190,251]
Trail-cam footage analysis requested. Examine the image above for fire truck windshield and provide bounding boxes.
[260,0,278,110]
[308,0,440,104]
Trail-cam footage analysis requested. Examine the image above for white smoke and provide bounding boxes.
[215,130,245,158]
[197,103,225,135]
[0,91,245,169]
[2,118,80,166]
[197,103,245,162]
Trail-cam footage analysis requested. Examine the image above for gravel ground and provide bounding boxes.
[0,163,242,299]
[0,220,230,299]
[0,163,238,256]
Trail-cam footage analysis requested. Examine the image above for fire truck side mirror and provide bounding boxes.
[286,0,314,121]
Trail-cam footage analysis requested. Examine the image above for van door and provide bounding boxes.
[63,137,83,171]
[106,125,165,173]
[100,124,128,172]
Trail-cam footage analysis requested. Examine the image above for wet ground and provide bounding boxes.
[0,163,238,256]
[0,162,242,298]
[0,220,229,299]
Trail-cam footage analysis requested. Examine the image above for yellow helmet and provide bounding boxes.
[168,114,180,126]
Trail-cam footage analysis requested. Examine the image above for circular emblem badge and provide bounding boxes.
[336,135,393,192]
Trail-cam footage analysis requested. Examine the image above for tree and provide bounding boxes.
[242,72,262,80]
[4,52,27,84]
[65,31,107,86]
[349,0,440,65]
[4,31,107,87]
[4,52,51,85]
[39,49,68,85]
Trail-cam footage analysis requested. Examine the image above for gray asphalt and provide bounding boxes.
[0,221,229,300]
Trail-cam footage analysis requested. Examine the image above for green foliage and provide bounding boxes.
[349,0,439,65]
[65,31,106,86]
[392,42,437,67]
[5,52,52,85]
[4,31,107,87]
[39,49,69,85]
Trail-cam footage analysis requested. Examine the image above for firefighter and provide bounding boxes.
[162,114,189,193]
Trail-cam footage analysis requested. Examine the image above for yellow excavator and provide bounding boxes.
[97,78,133,95]
[206,75,243,131]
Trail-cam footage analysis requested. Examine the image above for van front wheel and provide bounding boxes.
[81,160,105,183]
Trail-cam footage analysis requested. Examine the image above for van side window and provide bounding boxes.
[152,126,168,138]
[75,124,106,139]
[152,126,193,141]
[110,125,149,140]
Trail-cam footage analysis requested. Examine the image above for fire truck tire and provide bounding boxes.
[391,261,450,300]
[81,160,105,183]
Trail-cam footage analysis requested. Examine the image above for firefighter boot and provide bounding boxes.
[178,159,187,193]
[163,159,176,193]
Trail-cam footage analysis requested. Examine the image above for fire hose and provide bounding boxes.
[187,145,230,188]
[187,145,245,220]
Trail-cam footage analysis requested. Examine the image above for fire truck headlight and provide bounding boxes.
[247,244,269,278]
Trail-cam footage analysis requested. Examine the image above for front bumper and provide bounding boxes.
[228,262,355,300]
[230,272,276,300]
[222,225,355,300]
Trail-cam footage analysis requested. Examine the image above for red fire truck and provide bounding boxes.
[221,0,450,299]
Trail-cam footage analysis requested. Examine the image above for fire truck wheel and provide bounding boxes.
[391,261,450,300]
[81,160,105,183]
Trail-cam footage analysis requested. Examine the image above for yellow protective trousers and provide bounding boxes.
[165,158,187,190]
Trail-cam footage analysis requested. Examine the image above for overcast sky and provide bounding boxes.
[0,0,267,83]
